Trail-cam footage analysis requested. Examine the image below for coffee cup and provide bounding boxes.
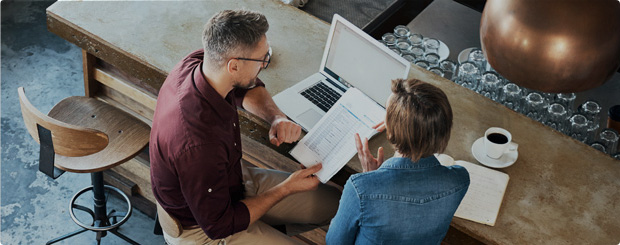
[484,127,518,159]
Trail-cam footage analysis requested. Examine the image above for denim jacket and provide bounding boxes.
[326,156,470,245]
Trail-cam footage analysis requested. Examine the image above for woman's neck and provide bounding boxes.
[393,151,403,158]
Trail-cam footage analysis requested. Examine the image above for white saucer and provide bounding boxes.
[424,38,450,61]
[458,47,492,70]
[471,137,518,168]
[458,47,475,64]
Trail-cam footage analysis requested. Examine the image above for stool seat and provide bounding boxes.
[18,87,149,244]
[48,96,150,173]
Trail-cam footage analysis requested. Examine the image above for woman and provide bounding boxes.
[326,78,470,245]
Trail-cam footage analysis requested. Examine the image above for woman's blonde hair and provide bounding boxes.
[386,78,453,162]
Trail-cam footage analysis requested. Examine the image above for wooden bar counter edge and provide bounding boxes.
[46,1,619,244]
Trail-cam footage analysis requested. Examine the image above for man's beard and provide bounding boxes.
[233,77,257,89]
[233,69,261,89]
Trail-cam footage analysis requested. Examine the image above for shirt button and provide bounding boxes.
[233,123,236,127]
[234,142,237,146]
[208,188,212,192]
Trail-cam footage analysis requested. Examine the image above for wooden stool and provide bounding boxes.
[155,202,183,238]
[18,87,150,244]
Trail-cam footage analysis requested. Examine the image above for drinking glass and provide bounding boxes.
[468,48,487,72]
[439,60,458,81]
[519,85,531,99]
[477,71,502,101]
[402,54,416,63]
[591,142,607,153]
[524,92,548,122]
[382,33,397,47]
[599,128,619,155]
[429,67,444,77]
[424,38,440,55]
[456,61,480,90]
[578,100,602,142]
[556,93,577,112]
[569,114,589,142]
[408,46,425,59]
[500,83,523,112]
[389,47,401,56]
[585,122,600,144]
[424,53,440,66]
[396,40,411,53]
[414,60,430,70]
[408,33,424,47]
[393,25,411,39]
[535,92,552,103]
[544,103,569,133]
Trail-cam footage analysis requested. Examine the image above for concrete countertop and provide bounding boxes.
[47,0,328,95]
[47,1,620,244]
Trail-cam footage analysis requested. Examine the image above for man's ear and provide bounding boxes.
[227,59,239,74]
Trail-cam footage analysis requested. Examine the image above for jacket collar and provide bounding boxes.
[380,155,440,169]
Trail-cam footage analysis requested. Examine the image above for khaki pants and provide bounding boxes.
[163,165,341,245]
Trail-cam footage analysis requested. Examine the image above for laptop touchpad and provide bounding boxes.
[297,109,322,128]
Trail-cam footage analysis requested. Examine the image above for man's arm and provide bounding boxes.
[243,86,301,146]
[176,145,251,239]
[241,164,323,225]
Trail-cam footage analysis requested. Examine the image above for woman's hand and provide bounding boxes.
[354,133,384,172]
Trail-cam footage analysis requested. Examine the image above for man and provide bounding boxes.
[150,9,340,244]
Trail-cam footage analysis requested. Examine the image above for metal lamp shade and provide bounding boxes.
[480,0,620,93]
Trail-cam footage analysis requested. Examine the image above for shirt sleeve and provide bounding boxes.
[326,178,361,244]
[232,78,265,109]
[175,143,250,239]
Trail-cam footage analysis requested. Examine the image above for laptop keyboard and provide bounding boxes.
[300,82,342,112]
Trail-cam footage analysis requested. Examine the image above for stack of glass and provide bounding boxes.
[381,26,618,158]
[381,26,459,81]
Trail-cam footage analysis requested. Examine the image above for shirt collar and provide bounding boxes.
[380,155,440,169]
[193,62,237,120]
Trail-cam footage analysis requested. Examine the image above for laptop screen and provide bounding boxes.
[322,16,410,106]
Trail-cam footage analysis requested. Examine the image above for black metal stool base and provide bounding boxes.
[46,172,139,245]
[46,227,138,245]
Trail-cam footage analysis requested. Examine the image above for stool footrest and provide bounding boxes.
[69,185,132,232]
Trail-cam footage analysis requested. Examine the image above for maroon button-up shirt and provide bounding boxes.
[150,49,264,239]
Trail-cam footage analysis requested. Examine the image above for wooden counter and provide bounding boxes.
[47,1,619,244]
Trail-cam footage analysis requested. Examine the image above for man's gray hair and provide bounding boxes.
[202,10,269,69]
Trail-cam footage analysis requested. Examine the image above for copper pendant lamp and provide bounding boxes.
[480,0,620,93]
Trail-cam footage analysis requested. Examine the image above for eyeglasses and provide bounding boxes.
[233,47,272,69]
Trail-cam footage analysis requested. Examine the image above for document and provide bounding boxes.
[290,88,385,183]
[438,155,509,226]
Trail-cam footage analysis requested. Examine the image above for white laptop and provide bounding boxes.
[273,14,411,131]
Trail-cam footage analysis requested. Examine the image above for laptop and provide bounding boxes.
[273,14,411,131]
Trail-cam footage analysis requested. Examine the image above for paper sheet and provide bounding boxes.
[452,160,510,226]
[290,88,385,183]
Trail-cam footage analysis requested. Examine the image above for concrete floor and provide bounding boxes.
[1,1,163,244]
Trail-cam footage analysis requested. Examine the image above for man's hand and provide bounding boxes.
[242,163,322,225]
[280,164,322,195]
[354,133,384,172]
[269,116,302,146]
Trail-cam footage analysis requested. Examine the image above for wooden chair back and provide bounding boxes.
[18,87,109,157]
[156,202,183,238]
